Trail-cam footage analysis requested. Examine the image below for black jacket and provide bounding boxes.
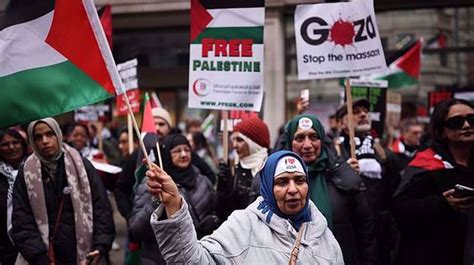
[322,147,377,265]
[114,149,139,221]
[128,167,217,265]
[11,157,115,265]
[393,147,474,265]
[0,173,17,265]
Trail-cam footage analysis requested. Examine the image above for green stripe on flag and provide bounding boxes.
[0,61,113,128]
[378,72,418,89]
[192,27,263,44]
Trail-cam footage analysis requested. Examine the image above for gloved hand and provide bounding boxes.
[216,161,233,193]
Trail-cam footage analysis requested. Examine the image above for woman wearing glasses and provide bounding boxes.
[129,134,217,264]
[393,98,474,265]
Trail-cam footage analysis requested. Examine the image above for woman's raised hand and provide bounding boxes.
[146,162,182,217]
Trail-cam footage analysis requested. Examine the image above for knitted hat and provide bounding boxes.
[233,117,270,148]
[152,107,172,127]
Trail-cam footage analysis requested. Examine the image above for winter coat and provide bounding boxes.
[114,149,138,221]
[128,167,217,265]
[393,147,474,265]
[11,158,115,265]
[319,147,377,265]
[216,163,255,220]
[0,173,17,265]
[150,196,344,264]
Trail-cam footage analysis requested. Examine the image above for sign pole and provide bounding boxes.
[223,110,229,164]
[345,78,357,160]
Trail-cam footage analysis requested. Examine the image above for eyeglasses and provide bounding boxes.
[444,114,474,129]
[170,147,191,155]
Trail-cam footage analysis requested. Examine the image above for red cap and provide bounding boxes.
[234,117,270,148]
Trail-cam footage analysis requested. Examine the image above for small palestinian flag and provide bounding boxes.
[0,0,122,128]
[368,40,422,89]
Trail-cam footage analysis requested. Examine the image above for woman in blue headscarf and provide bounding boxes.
[147,150,343,264]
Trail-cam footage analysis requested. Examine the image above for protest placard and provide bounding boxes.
[74,104,111,122]
[188,0,265,112]
[348,79,388,138]
[295,0,387,80]
[116,59,140,116]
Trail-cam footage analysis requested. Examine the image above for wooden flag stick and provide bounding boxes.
[122,91,152,169]
[155,143,163,169]
[222,110,229,164]
[345,78,357,160]
[127,113,133,155]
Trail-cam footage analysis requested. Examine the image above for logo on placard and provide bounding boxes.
[298,117,313,130]
[192,78,212,97]
[301,15,377,48]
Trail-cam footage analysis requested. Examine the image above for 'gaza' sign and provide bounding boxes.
[295,0,387,80]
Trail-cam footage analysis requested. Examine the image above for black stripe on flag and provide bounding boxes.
[0,0,55,30]
[199,0,264,9]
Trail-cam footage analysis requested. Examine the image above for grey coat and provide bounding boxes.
[150,196,344,264]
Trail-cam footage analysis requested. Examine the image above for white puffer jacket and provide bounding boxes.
[150,196,344,264]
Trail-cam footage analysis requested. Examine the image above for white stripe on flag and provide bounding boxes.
[207,8,264,28]
[0,11,66,78]
[83,0,122,94]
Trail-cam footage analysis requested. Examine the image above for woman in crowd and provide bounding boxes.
[128,134,217,264]
[285,114,377,265]
[393,98,474,265]
[216,117,270,219]
[187,131,218,173]
[0,129,28,265]
[147,150,343,264]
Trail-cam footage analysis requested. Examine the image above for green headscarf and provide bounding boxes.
[285,114,333,229]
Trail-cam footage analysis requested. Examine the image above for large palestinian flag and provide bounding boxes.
[188,0,265,112]
[0,0,121,128]
[368,40,422,89]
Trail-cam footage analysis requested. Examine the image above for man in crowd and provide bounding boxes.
[390,118,424,169]
[11,118,115,264]
[335,99,400,264]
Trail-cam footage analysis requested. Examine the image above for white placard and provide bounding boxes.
[295,0,387,80]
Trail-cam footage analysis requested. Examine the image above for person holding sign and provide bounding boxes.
[147,150,344,264]
[284,114,376,265]
[216,118,270,220]
[393,99,474,265]
[335,99,400,265]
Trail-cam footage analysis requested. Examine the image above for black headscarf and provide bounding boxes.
[160,134,196,189]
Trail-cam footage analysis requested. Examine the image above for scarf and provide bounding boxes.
[285,114,334,229]
[161,134,196,189]
[257,150,311,231]
[0,160,23,238]
[22,143,93,264]
[355,135,382,179]
[234,132,268,177]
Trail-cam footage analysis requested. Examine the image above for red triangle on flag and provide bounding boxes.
[395,40,421,80]
[190,0,213,42]
[99,5,113,49]
[141,93,156,134]
[45,0,116,95]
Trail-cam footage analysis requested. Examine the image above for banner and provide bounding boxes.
[428,91,453,114]
[116,89,140,116]
[75,104,111,122]
[188,0,265,111]
[116,58,140,116]
[295,0,387,80]
[348,79,388,138]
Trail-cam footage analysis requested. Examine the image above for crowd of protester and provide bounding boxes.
[1,98,473,265]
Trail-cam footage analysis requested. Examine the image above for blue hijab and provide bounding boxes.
[257,150,311,231]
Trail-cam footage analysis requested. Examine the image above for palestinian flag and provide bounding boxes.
[188,0,265,111]
[426,31,446,49]
[367,40,422,89]
[0,0,122,128]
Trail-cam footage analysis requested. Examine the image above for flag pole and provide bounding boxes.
[345,78,357,160]
[127,113,133,155]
